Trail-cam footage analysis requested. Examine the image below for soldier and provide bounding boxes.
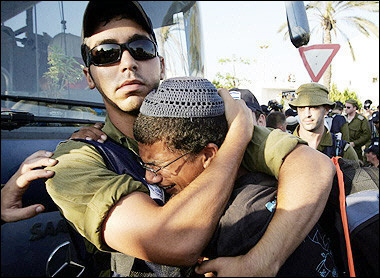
[344,99,372,162]
[289,83,359,161]
[325,101,350,142]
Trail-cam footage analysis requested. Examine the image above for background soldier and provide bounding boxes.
[344,99,372,162]
[289,83,358,161]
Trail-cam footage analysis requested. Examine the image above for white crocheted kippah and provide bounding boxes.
[140,76,225,118]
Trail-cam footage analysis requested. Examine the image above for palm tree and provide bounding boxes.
[278,1,379,89]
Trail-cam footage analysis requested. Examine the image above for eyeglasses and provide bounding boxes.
[88,39,158,66]
[138,151,191,176]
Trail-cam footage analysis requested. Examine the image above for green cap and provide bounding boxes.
[345,99,359,109]
[289,83,335,109]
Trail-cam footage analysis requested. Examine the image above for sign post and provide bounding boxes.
[298,44,340,82]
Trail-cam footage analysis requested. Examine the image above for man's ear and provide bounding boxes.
[159,56,165,80]
[83,67,96,89]
[257,113,266,127]
[201,143,218,168]
[324,106,330,116]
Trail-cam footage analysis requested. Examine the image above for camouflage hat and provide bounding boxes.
[345,99,359,109]
[289,83,335,110]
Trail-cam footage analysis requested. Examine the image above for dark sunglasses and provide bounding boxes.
[88,39,158,66]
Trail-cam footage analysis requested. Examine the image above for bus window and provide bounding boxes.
[1,1,203,139]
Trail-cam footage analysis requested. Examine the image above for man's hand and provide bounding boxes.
[218,88,254,142]
[1,150,58,222]
[70,122,107,142]
[196,255,255,277]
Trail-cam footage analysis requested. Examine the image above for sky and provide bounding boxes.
[3,1,379,105]
[197,1,379,105]
[198,1,307,80]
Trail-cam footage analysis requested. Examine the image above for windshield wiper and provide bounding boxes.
[1,111,102,131]
[1,94,105,109]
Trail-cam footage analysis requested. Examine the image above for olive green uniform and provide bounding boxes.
[347,113,371,161]
[293,126,359,161]
[339,121,350,142]
[46,115,306,252]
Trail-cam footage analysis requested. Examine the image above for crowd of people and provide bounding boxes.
[228,84,378,168]
[1,1,379,277]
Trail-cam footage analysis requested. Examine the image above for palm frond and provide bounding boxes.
[345,1,379,12]
[277,22,288,33]
[335,26,356,61]
[342,16,379,37]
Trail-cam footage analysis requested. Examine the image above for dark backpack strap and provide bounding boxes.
[73,138,146,184]
[73,138,165,205]
[70,138,170,276]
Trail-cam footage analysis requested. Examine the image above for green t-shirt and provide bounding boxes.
[46,118,306,251]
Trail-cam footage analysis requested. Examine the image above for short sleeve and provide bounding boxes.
[242,126,307,179]
[45,140,149,251]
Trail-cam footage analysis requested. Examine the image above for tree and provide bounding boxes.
[329,83,362,108]
[278,1,379,89]
[43,46,83,97]
[212,56,251,89]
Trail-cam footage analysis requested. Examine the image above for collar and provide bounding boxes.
[347,112,358,123]
[293,126,332,151]
[102,114,139,155]
[317,127,333,149]
[293,125,300,136]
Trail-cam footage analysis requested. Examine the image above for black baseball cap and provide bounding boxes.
[229,88,263,113]
[285,108,297,117]
[81,1,157,65]
[82,1,156,41]
[334,101,344,110]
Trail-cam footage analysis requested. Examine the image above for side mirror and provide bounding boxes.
[285,1,310,48]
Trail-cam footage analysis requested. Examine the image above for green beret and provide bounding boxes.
[345,99,359,109]
[289,83,335,109]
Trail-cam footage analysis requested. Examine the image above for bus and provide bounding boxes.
[1,1,309,276]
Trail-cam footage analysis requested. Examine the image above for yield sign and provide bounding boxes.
[299,44,340,82]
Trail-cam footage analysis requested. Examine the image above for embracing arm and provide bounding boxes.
[196,145,335,276]
[103,89,254,266]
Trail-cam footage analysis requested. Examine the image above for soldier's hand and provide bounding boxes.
[70,122,107,143]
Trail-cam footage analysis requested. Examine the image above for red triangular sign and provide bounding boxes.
[299,44,340,82]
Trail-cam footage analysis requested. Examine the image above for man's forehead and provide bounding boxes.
[138,141,173,162]
[297,105,325,109]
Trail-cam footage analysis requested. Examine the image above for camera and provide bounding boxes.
[268,100,283,112]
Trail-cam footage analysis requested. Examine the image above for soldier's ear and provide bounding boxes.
[159,56,165,80]
[83,67,96,89]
